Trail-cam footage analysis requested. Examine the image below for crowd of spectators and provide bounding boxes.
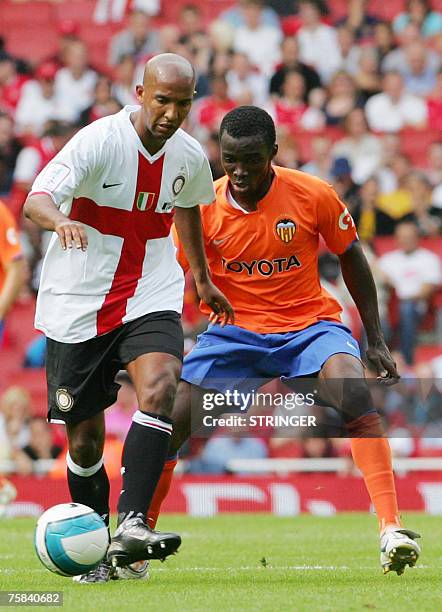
[0,0,441,474]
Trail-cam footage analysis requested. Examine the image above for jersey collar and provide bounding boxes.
[219,166,280,215]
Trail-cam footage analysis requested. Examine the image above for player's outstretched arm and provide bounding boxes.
[339,241,399,383]
[24,194,88,251]
[174,205,234,326]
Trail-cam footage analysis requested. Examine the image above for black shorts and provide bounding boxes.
[46,311,183,425]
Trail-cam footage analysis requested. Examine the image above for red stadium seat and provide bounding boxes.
[370,0,405,21]
[205,0,236,21]
[4,27,58,64]
[290,127,345,162]
[53,0,95,25]
[374,236,442,259]
[326,0,349,21]
[81,23,120,73]
[0,2,53,28]
[399,129,439,169]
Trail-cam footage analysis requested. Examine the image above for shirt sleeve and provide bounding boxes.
[317,182,359,255]
[0,203,22,270]
[174,154,215,208]
[29,127,99,208]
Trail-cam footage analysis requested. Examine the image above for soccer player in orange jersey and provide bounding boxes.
[0,200,25,519]
[148,106,421,575]
[0,199,25,345]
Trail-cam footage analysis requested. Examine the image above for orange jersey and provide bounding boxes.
[0,200,22,292]
[174,166,358,333]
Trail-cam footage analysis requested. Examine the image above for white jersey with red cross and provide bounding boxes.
[30,105,215,343]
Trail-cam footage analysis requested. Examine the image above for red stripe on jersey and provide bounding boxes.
[70,152,175,336]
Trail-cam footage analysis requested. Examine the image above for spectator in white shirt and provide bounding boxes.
[365,71,428,132]
[15,62,76,137]
[233,0,282,77]
[379,222,442,364]
[296,0,341,83]
[336,25,361,76]
[332,108,382,184]
[300,135,333,182]
[220,0,280,29]
[111,54,138,107]
[382,22,439,75]
[108,9,160,66]
[226,52,269,106]
[54,40,97,122]
[401,41,440,97]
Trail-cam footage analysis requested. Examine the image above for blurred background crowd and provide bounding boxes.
[0,0,441,477]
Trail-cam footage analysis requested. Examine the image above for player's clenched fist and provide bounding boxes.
[55,220,88,251]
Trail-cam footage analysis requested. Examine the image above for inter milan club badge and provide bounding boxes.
[55,388,74,412]
[172,175,186,196]
[275,218,296,244]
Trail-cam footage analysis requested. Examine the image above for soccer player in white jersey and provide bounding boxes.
[24,53,234,584]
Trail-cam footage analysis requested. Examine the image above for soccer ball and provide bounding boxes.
[34,503,108,576]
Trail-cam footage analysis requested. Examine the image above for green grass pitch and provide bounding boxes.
[0,513,441,611]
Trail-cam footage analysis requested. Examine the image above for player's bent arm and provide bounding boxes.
[0,257,26,321]
[339,241,399,380]
[174,206,234,325]
[24,193,88,251]
[173,206,210,284]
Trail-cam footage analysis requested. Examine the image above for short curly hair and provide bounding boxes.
[219,106,276,152]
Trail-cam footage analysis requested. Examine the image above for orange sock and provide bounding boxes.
[147,457,178,529]
[348,413,401,532]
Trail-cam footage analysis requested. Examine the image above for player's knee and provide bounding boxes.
[138,372,178,417]
[340,381,373,420]
[68,433,103,468]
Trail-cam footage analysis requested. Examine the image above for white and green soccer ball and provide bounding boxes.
[34,503,108,576]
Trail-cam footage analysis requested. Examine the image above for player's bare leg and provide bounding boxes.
[107,353,182,569]
[318,353,421,575]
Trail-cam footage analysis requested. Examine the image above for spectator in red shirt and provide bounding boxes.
[0,55,30,117]
[192,74,236,134]
[269,69,308,129]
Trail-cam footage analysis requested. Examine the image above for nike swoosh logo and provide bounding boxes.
[103,182,123,189]
[213,235,232,246]
[346,341,357,351]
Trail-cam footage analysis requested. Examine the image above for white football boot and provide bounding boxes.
[114,560,150,580]
[380,526,421,575]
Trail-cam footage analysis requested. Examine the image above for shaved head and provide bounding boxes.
[132,53,197,153]
[143,53,195,87]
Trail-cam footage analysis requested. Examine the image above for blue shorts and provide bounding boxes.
[181,321,361,393]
